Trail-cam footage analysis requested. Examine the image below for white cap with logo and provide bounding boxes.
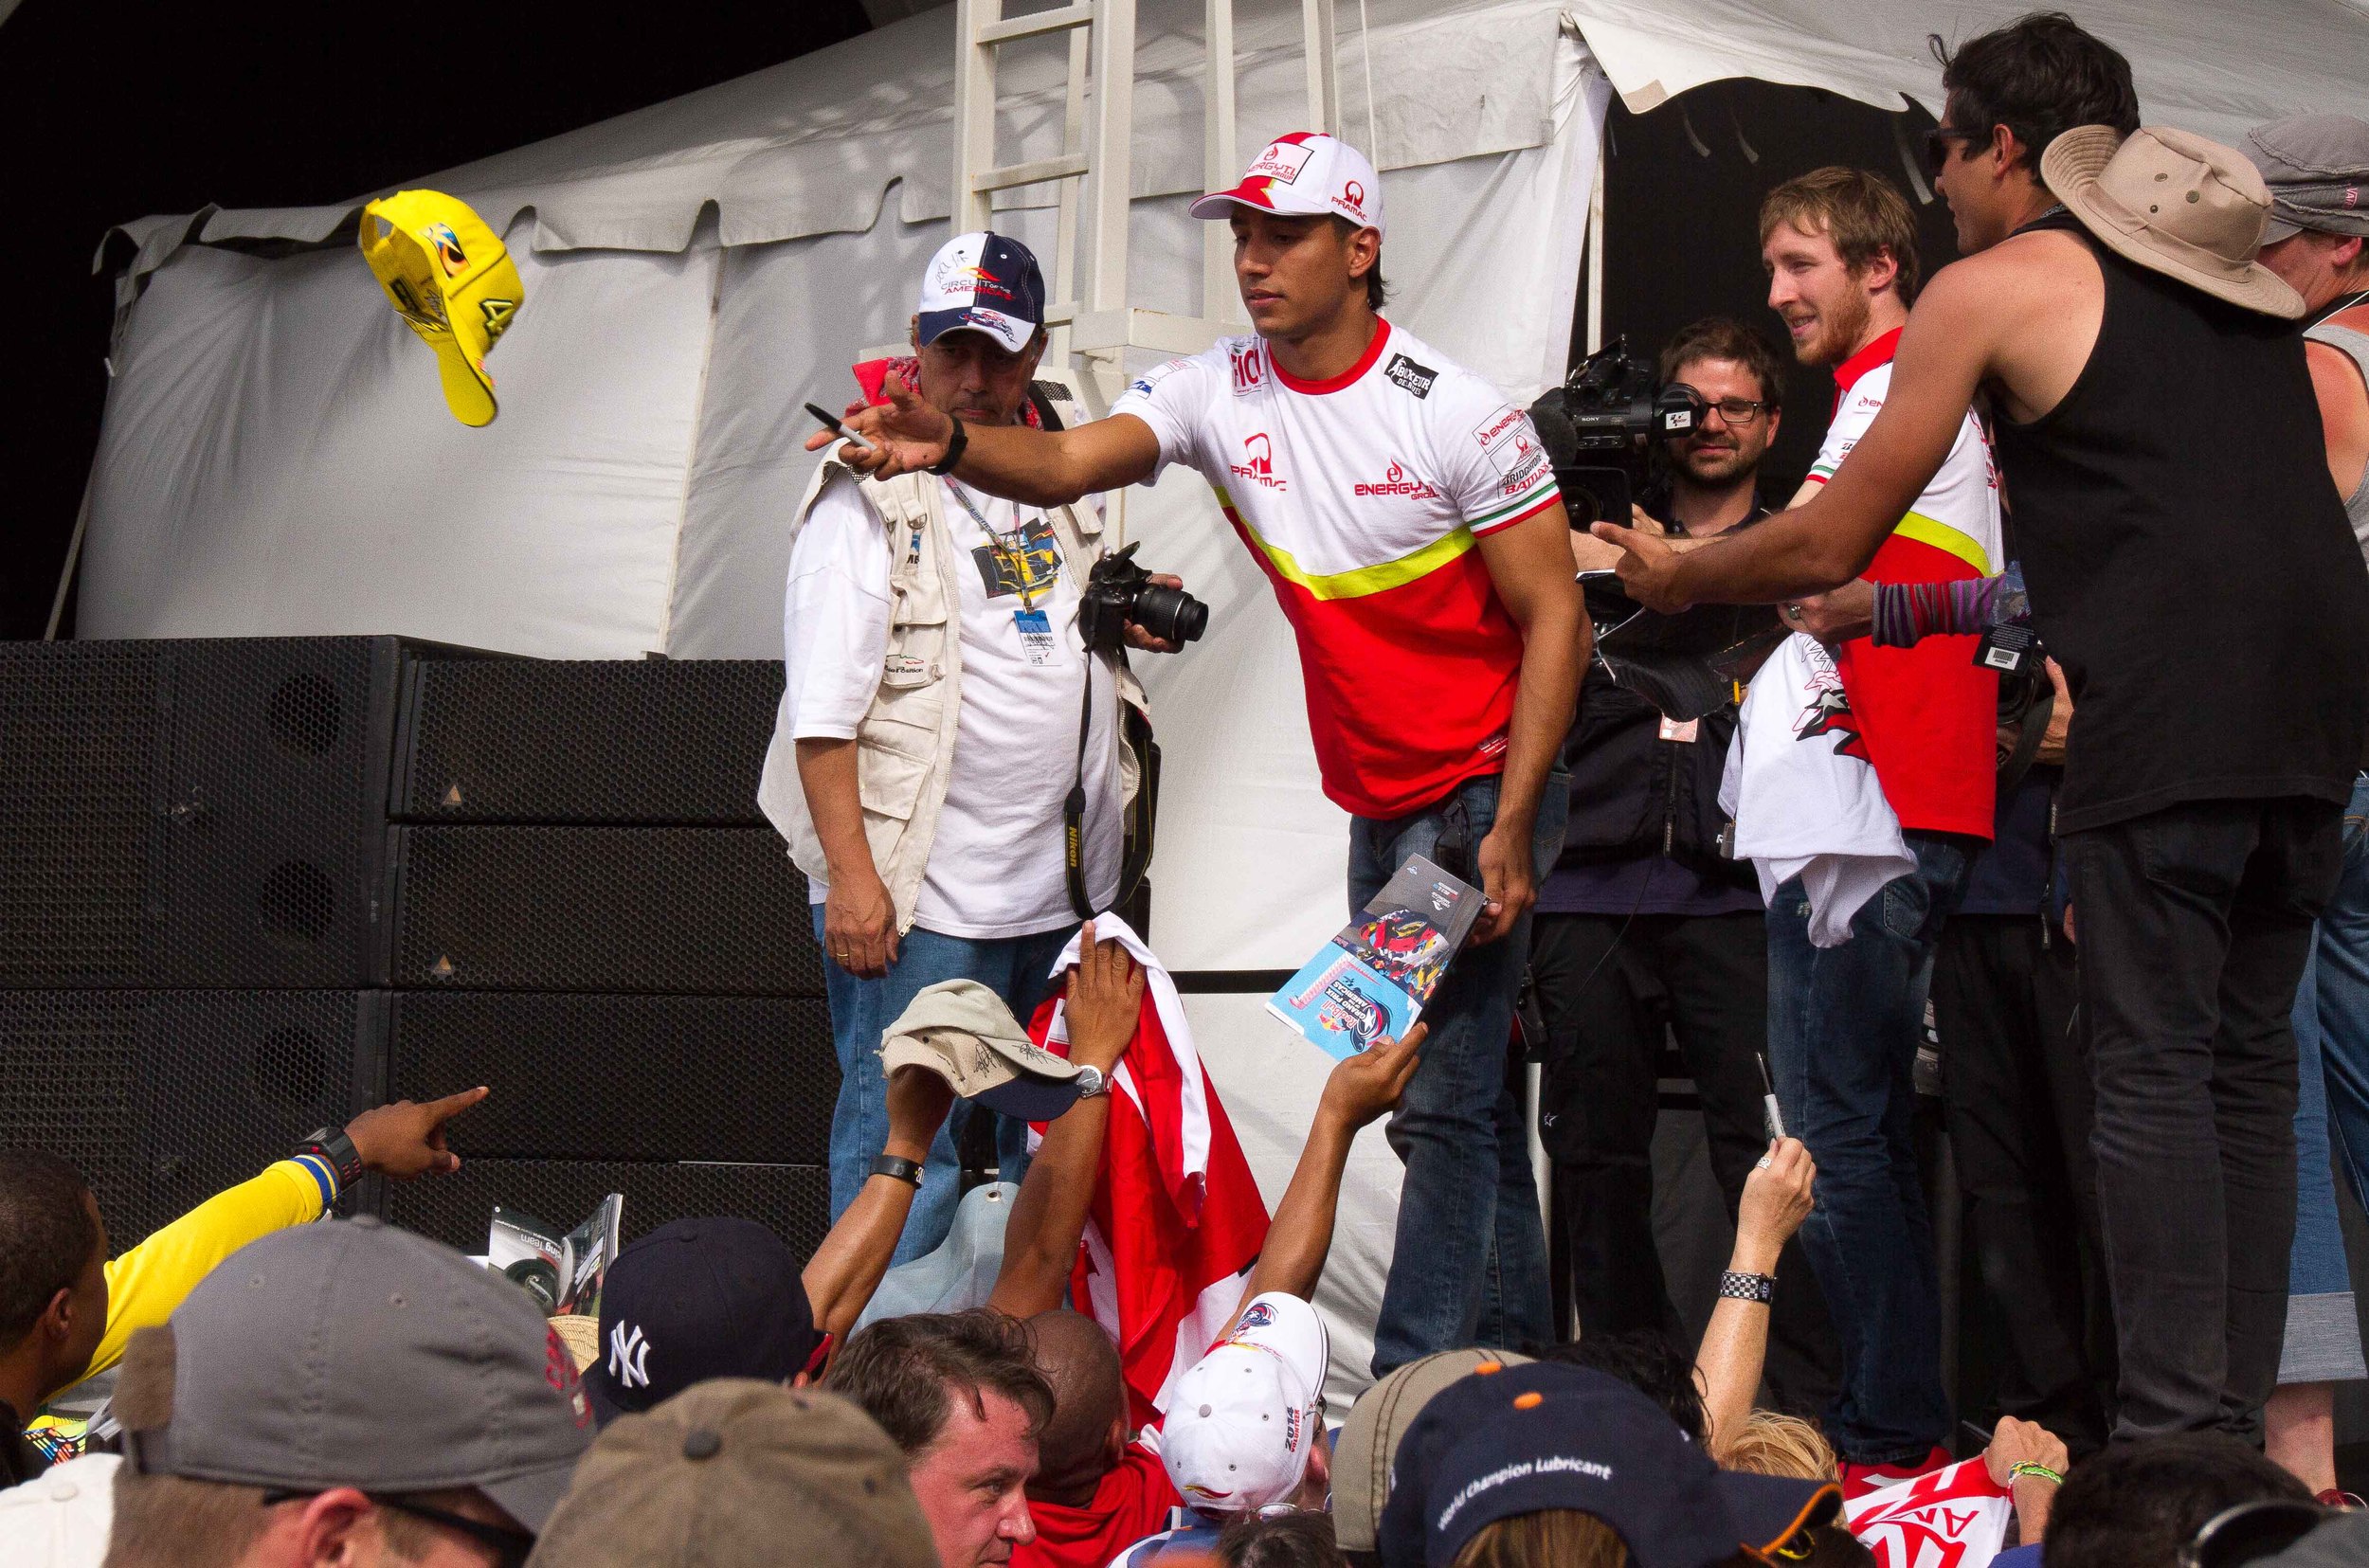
[1160,1291,1331,1514]
[1190,133,1384,236]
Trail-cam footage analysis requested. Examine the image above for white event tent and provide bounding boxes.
[75,0,2369,1394]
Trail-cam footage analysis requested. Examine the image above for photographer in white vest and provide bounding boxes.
[759,233,1186,1263]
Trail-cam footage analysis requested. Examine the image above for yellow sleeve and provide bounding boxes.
[81,1159,330,1381]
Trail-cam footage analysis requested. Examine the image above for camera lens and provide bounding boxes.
[1131,583,1209,644]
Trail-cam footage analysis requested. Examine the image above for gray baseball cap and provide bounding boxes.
[114,1216,593,1533]
[2244,114,2369,242]
[530,1379,938,1568]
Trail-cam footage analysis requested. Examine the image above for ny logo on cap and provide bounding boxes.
[608,1322,652,1389]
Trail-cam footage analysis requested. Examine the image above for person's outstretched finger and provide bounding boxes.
[423,1085,491,1126]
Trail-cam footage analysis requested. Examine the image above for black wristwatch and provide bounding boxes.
[294,1126,365,1192]
[870,1154,923,1188]
[928,414,968,476]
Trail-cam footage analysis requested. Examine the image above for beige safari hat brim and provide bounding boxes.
[2043,125,2306,319]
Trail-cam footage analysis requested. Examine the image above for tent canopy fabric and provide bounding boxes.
[1564,0,2369,145]
[102,0,1571,288]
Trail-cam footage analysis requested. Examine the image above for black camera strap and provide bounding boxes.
[1063,661,1097,919]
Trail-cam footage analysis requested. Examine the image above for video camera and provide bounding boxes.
[1525,336,1708,527]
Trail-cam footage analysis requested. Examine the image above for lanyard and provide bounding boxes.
[945,479,1042,611]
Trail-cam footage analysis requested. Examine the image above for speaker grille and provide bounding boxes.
[0,989,374,1252]
[156,640,397,988]
[389,992,836,1162]
[397,659,781,824]
[389,826,821,994]
[0,643,164,984]
[383,1159,829,1260]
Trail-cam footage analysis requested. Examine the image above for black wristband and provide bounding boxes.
[1717,1270,1775,1304]
[870,1154,923,1188]
[927,414,967,476]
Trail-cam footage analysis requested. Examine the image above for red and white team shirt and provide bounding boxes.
[1808,327,2004,840]
[1112,319,1562,818]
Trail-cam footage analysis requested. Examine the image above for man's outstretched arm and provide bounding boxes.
[805,374,1163,508]
[1230,1025,1424,1315]
[1592,264,1997,611]
[986,926,1143,1318]
[801,1066,956,1342]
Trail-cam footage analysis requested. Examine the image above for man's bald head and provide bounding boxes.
[1027,1309,1129,1498]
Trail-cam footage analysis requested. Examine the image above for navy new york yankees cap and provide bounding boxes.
[585,1217,818,1427]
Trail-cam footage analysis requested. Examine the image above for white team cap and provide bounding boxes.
[1190,133,1384,236]
[1161,1292,1331,1514]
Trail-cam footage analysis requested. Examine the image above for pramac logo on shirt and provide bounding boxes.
[1232,432,1288,491]
[1354,460,1441,500]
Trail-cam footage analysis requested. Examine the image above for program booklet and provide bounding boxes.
[1268,854,1486,1060]
[487,1194,624,1317]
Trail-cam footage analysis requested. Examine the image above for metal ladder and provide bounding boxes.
[949,0,1345,411]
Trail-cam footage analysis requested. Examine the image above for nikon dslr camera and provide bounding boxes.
[1078,541,1209,654]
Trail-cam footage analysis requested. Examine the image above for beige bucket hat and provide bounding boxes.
[2042,124,2306,318]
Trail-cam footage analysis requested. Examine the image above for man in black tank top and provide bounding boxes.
[1594,31,2369,1445]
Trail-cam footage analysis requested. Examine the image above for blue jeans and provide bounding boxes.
[815,908,1074,1265]
[2303,775,2369,1221]
[1766,830,1975,1464]
[1353,768,1567,1375]
[2287,777,2369,1319]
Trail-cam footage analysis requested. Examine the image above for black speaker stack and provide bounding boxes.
[0,638,836,1260]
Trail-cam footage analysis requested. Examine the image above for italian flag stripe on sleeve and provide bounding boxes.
[1469,478,1562,535]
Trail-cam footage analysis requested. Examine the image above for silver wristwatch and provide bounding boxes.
[1073,1064,1110,1099]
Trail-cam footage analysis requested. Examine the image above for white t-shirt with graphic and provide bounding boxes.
[781,474,1119,940]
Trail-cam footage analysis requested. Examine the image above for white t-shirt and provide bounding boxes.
[1110,320,1562,819]
[781,474,1119,940]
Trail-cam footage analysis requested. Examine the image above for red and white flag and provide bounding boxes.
[1845,1457,2016,1568]
[1029,914,1272,1427]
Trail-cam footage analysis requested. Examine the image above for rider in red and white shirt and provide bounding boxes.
[1114,317,1559,817]
[814,132,1588,1374]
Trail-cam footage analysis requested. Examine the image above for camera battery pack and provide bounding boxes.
[1975,622,2042,676]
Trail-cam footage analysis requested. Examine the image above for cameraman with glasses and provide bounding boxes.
[1545,316,1838,1415]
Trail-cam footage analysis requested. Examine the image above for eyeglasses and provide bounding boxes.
[262,1489,536,1568]
[1673,389,1773,427]
[2178,1498,2331,1568]
[1922,125,1980,178]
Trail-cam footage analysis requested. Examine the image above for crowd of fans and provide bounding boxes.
[8,7,2369,1568]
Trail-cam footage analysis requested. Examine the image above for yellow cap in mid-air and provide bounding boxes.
[358,189,523,426]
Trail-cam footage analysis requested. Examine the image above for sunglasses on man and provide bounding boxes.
[1923,125,1980,178]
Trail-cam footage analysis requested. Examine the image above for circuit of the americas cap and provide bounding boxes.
[359,189,525,427]
[916,232,1048,354]
[1189,132,1384,235]
[113,1217,592,1534]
